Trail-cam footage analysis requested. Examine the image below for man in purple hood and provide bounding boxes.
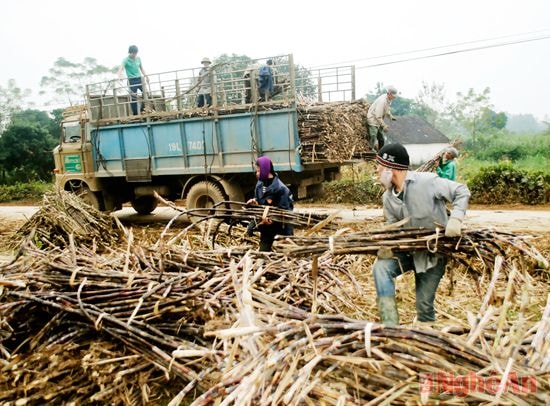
[246,156,294,251]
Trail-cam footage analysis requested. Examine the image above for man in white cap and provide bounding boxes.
[366,85,398,151]
[197,57,215,107]
[373,143,470,326]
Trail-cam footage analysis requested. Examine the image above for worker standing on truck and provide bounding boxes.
[372,143,470,326]
[196,57,215,107]
[366,85,398,151]
[258,59,275,101]
[118,45,147,115]
[436,147,459,181]
[243,63,260,103]
[246,156,294,251]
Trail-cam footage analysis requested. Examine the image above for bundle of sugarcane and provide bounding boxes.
[277,226,548,272]
[416,138,463,173]
[152,195,339,248]
[187,205,335,229]
[297,101,373,162]
[9,189,119,250]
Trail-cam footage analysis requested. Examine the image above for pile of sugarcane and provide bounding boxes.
[1,193,549,404]
[297,101,374,162]
[201,302,550,405]
[0,240,365,404]
[9,189,119,250]
[1,239,548,404]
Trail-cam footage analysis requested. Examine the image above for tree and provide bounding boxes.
[40,57,117,106]
[506,113,544,134]
[211,54,316,102]
[211,53,254,104]
[0,79,31,132]
[449,87,492,144]
[413,82,448,125]
[0,121,57,183]
[11,109,60,138]
[479,108,507,131]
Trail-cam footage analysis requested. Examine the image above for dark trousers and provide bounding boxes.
[129,77,143,115]
[197,94,212,107]
[258,222,293,252]
[368,125,386,151]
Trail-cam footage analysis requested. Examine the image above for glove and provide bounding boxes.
[382,125,389,132]
[445,217,462,237]
[391,116,397,121]
[377,246,394,259]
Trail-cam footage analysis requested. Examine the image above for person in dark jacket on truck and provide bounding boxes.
[258,59,275,101]
[246,156,294,251]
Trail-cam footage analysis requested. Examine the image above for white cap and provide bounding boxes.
[201,57,211,64]
[386,85,398,95]
[446,147,459,158]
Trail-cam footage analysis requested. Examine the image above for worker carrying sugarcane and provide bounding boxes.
[435,147,460,181]
[373,143,470,326]
[366,85,398,151]
[246,156,294,251]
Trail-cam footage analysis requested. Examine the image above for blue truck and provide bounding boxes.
[53,54,368,214]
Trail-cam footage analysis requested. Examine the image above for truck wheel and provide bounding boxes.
[76,186,102,211]
[186,181,225,210]
[131,196,158,215]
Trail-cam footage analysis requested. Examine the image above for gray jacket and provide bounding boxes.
[382,171,470,273]
[198,66,215,95]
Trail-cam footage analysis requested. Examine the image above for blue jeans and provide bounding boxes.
[128,77,143,115]
[373,252,446,321]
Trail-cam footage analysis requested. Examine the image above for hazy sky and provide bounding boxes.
[2,0,549,119]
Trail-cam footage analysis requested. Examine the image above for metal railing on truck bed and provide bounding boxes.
[85,54,356,124]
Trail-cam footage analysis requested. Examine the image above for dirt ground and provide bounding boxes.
[0,204,549,233]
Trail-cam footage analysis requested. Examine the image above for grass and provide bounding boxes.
[0,182,53,204]
[458,155,549,182]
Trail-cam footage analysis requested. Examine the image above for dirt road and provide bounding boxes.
[0,205,548,233]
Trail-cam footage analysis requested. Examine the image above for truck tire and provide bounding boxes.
[131,196,158,215]
[76,186,103,211]
[186,181,225,210]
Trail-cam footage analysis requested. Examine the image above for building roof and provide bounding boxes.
[386,116,450,144]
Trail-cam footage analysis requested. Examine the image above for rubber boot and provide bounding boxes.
[413,317,434,329]
[377,296,399,326]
